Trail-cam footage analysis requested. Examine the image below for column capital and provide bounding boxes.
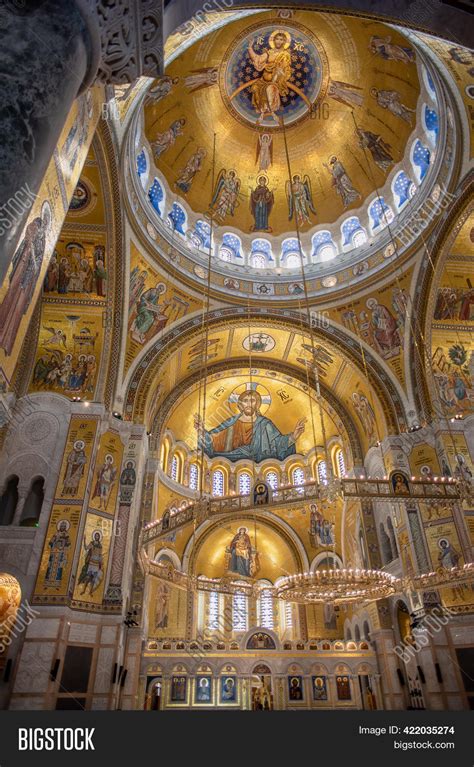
[77,0,164,87]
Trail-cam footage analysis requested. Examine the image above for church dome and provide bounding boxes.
[127,9,456,300]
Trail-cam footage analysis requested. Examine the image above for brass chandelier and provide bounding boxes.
[275,568,397,604]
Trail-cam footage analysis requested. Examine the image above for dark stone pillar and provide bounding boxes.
[0,0,98,284]
[0,0,163,287]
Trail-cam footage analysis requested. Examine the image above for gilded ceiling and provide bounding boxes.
[144,11,422,236]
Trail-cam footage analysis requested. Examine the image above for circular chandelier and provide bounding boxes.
[275,568,397,604]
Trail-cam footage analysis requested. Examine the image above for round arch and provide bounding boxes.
[182,511,310,576]
[122,311,406,438]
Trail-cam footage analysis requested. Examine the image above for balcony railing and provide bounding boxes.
[141,476,461,547]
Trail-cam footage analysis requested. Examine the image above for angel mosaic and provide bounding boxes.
[210,169,241,220]
[256,133,273,172]
[327,80,363,109]
[286,174,317,225]
[184,67,218,92]
[145,75,179,105]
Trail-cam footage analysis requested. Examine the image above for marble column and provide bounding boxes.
[0,0,98,284]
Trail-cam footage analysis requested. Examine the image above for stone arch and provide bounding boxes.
[182,511,309,576]
[122,311,406,439]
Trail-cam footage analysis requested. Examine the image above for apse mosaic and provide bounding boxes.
[165,370,339,461]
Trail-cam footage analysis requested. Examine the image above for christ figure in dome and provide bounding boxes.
[194,389,306,463]
[248,30,292,124]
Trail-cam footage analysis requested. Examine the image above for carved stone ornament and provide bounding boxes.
[93,0,164,83]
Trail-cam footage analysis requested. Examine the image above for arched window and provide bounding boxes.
[189,219,211,250]
[238,472,251,496]
[189,463,199,491]
[219,248,232,262]
[232,592,248,632]
[281,238,304,269]
[167,202,187,235]
[352,229,367,248]
[292,467,305,494]
[0,476,19,526]
[220,233,242,261]
[368,197,393,232]
[387,517,399,558]
[354,625,361,642]
[379,522,393,564]
[258,586,274,629]
[423,104,439,145]
[212,469,225,497]
[411,139,431,182]
[422,66,437,101]
[148,177,164,215]
[170,455,179,482]
[363,620,371,641]
[341,217,367,249]
[137,148,149,190]
[335,449,346,478]
[207,591,221,632]
[285,253,302,269]
[312,231,337,261]
[20,478,45,527]
[284,601,293,630]
[265,471,278,490]
[317,460,327,484]
[392,171,416,210]
[250,252,266,269]
[160,439,170,473]
[250,238,273,268]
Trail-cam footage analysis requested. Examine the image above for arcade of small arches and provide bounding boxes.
[162,434,346,497]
